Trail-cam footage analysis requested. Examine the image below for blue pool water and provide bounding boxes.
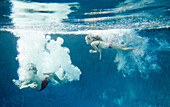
[0,0,170,107]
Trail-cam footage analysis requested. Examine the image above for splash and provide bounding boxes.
[9,0,81,88]
[13,30,81,87]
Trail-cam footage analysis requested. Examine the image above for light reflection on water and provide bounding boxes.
[9,0,170,32]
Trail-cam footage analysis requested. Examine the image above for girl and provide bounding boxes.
[85,35,135,60]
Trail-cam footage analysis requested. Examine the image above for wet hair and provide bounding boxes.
[27,63,37,74]
[87,35,103,41]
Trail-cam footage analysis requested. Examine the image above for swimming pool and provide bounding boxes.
[0,0,169,106]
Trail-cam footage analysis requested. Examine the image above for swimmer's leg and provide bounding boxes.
[122,35,143,47]
[121,47,134,51]
[122,41,132,47]
[99,50,102,60]
[43,72,54,77]
[43,72,67,84]
[135,35,144,39]
[52,73,62,84]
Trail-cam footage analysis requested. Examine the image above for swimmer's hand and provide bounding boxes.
[30,82,38,89]
[89,50,97,53]
[89,50,93,53]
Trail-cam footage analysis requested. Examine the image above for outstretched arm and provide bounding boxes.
[20,82,37,90]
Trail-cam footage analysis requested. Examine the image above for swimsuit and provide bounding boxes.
[109,40,114,48]
[96,40,113,48]
[39,77,51,91]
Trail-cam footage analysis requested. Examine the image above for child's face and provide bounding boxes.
[85,36,91,44]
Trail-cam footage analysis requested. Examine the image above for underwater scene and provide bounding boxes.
[0,0,170,106]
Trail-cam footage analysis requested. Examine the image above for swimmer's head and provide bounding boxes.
[85,35,103,44]
[85,35,92,44]
[27,63,37,74]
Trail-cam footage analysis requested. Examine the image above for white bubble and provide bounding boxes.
[56,37,64,45]
[13,30,81,87]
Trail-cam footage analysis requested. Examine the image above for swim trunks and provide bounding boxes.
[109,40,114,48]
[39,77,51,91]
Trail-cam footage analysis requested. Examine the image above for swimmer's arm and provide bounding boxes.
[20,82,37,90]
[90,42,102,60]
[20,81,29,89]
[90,42,100,53]
[20,84,31,90]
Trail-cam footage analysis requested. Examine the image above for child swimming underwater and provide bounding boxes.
[85,35,140,60]
[19,63,67,91]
